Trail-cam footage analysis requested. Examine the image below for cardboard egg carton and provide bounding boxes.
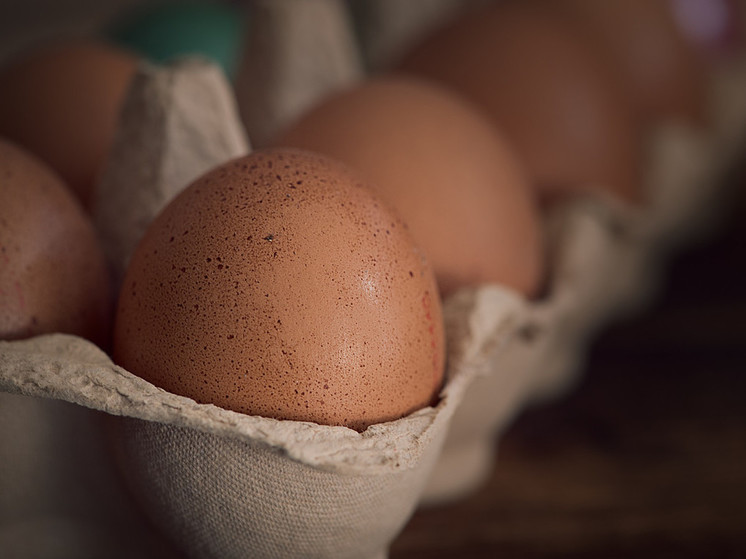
[2,0,746,557]
[1,54,487,559]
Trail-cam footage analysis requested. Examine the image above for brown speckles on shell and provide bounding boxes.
[114,148,445,431]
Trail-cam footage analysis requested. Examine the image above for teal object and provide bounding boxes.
[108,1,246,80]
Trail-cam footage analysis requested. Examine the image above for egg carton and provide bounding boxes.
[2,1,746,558]
[0,55,479,558]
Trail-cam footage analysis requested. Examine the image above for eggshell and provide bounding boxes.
[274,76,544,298]
[395,1,644,205]
[0,138,111,346]
[113,148,445,432]
[547,0,709,127]
[0,39,137,208]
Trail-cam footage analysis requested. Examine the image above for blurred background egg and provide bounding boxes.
[106,0,247,80]
[0,138,112,347]
[114,148,445,432]
[543,0,709,128]
[395,1,644,206]
[274,76,543,298]
[0,39,136,208]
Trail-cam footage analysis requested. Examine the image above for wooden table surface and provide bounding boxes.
[391,172,746,558]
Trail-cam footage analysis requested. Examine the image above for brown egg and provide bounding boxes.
[0,39,137,208]
[113,148,445,431]
[274,76,543,298]
[396,1,644,206]
[0,138,111,346]
[546,0,709,127]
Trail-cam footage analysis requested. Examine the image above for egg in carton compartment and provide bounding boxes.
[1,3,448,557]
[0,52,508,557]
[0,4,521,550]
[0,4,528,556]
[346,0,746,504]
[2,1,746,557]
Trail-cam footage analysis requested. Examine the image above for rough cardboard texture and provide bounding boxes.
[0,329,481,474]
[0,392,179,559]
[111,419,435,559]
[93,59,249,283]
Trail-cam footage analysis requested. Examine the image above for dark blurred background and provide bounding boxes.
[391,159,746,558]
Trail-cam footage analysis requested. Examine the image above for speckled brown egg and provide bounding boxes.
[273,76,543,299]
[395,1,644,206]
[113,148,445,431]
[0,138,112,346]
[0,39,137,208]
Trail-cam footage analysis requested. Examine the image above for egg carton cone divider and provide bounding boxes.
[235,0,364,147]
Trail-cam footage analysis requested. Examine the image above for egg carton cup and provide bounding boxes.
[0,390,184,559]
[0,57,522,559]
[0,330,461,559]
